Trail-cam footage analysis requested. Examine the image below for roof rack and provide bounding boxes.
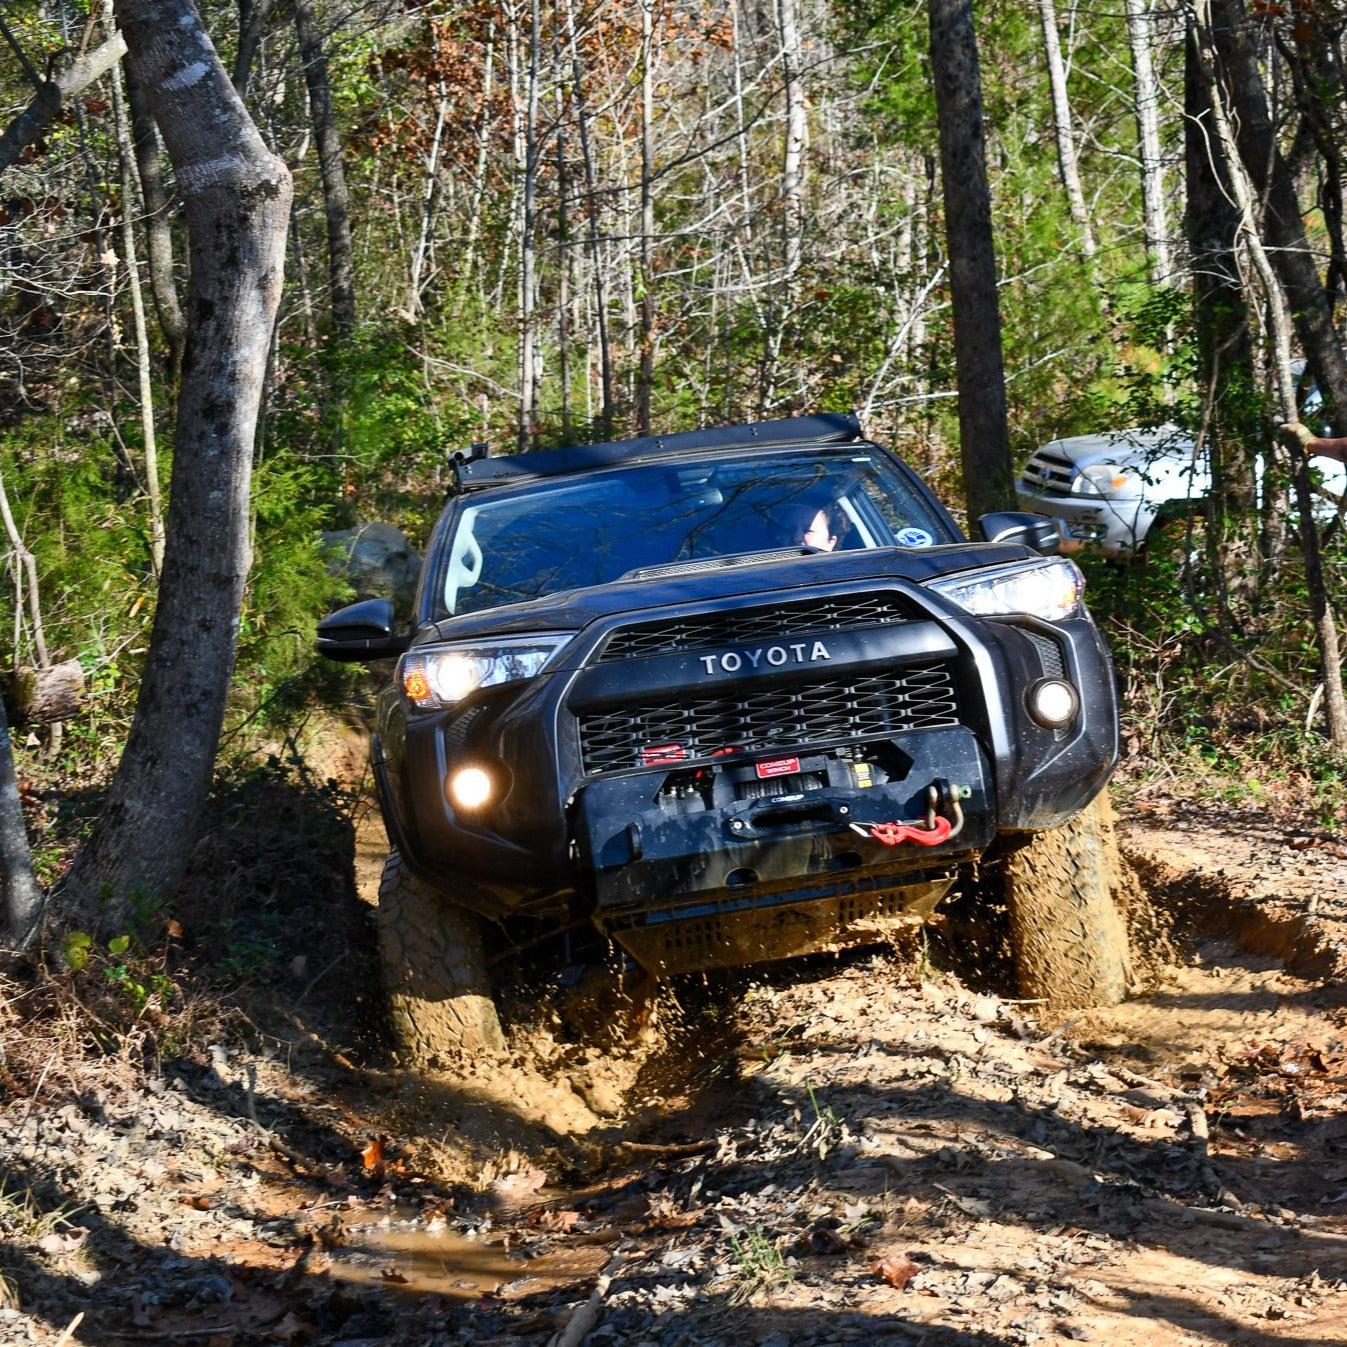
[448,412,863,494]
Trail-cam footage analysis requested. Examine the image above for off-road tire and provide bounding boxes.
[1002,794,1130,1009]
[378,851,506,1063]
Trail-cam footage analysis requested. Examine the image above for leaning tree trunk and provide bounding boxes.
[293,0,356,335]
[1183,19,1258,609]
[1206,0,1347,430]
[1125,0,1171,284]
[1192,0,1347,751]
[58,0,292,933]
[929,0,1015,524]
[124,62,186,370]
[1037,0,1096,261]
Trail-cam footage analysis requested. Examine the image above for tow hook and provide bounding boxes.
[850,782,971,848]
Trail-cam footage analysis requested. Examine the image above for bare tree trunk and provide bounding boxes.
[0,29,127,181]
[1183,18,1257,608]
[406,81,447,320]
[1206,0,1347,429]
[929,0,1014,523]
[232,0,276,98]
[463,20,497,287]
[293,0,356,335]
[777,0,806,280]
[58,0,292,932]
[123,62,186,369]
[0,692,41,952]
[564,0,613,436]
[1125,0,1171,283]
[1192,0,1347,750]
[516,0,542,451]
[1037,0,1096,260]
[637,0,655,433]
[112,69,166,577]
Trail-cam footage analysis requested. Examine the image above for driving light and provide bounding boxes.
[1027,678,1079,728]
[399,634,569,709]
[926,558,1084,622]
[448,765,494,810]
[1077,463,1133,495]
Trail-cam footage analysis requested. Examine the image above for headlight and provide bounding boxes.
[927,558,1084,622]
[399,634,570,709]
[1076,463,1133,496]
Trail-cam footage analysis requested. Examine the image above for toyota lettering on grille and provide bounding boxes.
[698,640,832,675]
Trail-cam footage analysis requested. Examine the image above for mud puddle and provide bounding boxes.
[331,1217,610,1300]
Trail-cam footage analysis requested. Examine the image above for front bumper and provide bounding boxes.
[574,725,990,914]
[378,578,1118,935]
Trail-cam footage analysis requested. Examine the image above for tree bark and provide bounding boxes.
[1125,0,1171,284]
[0,692,42,952]
[0,32,127,181]
[637,0,655,433]
[123,63,187,370]
[293,0,356,335]
[58,0,292,931]
[1037,0,1096,260]
[1193,0,1347,750]
[1206,0,1347,430]
[1183,19,1258,606]
[564,0,614,436]
[929,0,1015,523]
[232,0,276,99]
[113,68,166,576]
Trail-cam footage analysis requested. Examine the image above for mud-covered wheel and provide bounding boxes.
[1002,794,1130,1009]
[378,852,506,1063]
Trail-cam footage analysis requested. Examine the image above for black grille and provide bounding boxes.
[579,662,959,774]
[599,592,914,662]
[1022,629,1065,679]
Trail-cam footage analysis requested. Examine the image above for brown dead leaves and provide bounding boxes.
[872,1252,922,1289]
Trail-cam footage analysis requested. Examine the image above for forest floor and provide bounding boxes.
[3,757,1347,1347]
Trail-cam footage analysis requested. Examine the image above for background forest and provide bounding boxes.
[2,0,1347,903]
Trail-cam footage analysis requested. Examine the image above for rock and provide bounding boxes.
[322,522,422,611]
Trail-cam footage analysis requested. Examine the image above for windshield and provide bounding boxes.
[434,449,954,618]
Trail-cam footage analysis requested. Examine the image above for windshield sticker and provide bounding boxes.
[896,526,934,548]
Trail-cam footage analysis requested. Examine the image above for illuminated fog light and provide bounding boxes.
[1028,678,1079,729]
[448,766,494,810]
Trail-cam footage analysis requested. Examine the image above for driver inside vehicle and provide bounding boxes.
[786,498,850,551]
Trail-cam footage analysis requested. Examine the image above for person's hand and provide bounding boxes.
[1279,420,1315,456]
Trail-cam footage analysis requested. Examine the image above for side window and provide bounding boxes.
[856,471,946,547]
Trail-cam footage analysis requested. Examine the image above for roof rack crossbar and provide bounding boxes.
[449,412,862,494]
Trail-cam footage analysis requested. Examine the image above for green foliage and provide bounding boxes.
[727,1225,793,1303]
[62,928,176,1017]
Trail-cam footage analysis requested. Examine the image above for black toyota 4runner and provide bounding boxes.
[318,413,1130,1060]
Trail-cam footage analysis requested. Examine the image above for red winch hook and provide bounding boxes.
[856,816,953,847]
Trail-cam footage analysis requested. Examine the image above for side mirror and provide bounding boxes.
[315,598,409,662]
[976,511,1062,556]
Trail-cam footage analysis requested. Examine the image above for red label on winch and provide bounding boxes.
[642,743,687,765]
[756,756,800,779]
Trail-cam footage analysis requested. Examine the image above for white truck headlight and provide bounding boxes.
[927,558,1084,622]
[399,635,569,710]
[1076,463,1134,495]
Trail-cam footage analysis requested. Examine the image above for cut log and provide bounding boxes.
[3,660,84,726]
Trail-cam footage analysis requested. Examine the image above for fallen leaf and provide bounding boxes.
[528,1207,581,1233]
[269,1312,310,1342]
[873,1253,921,1289]
[360,1136,387,1172]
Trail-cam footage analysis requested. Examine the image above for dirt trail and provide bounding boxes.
[2,791,1346,1346]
